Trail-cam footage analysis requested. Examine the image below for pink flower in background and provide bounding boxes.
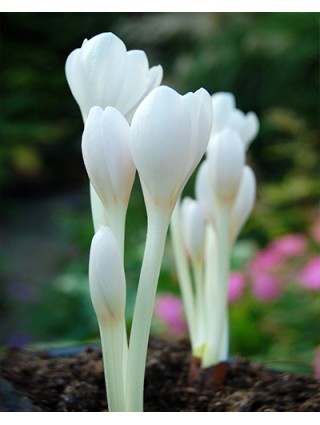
[228,272,246,303]
[154,294,186,335]
[251,274,282,301]
[249,248,284,276]
[313,346,320,380]
[268,234,307,258]
[298,257,320,290]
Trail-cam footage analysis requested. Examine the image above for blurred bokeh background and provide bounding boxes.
[0,12,319,375]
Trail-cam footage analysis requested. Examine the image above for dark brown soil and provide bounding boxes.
[0,338,319,412]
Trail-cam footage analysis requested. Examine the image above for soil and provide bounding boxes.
[0,338,319,412]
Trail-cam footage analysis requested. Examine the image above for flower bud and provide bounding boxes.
[89,226,126,324]
[181,197,206,261]
[82,106,136,213]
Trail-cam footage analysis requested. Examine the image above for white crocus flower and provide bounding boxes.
[66,32,163,236]
[195,128,256,368]
[82,106,136,254]
[126,85,213,411]
[209,92,259,150]
[130,86,212,213]
[89,226,127,411]
[66,32,163,123]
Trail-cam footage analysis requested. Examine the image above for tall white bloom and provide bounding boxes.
[65,32,163,123]
[130,85,213,213]
[126,85,213,411]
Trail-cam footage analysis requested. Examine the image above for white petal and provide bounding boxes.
[241,112,260,149]
[183,88,213,178]
[81,33,128,114]
[207,129,245,205]
[117,50,163,122]
[230,165,256,242]
[89,226,126,323]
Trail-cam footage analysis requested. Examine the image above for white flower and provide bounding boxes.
[89,226,126,324]
[82,106,135,214]
[181,197,206,261]
[210,92,259,150]
[207,128,245,205]
[130,85,213,212]
[66,32,163,122]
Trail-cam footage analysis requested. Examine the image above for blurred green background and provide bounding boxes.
[0,13,319,374]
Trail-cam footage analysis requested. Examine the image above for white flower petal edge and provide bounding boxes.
[230,165,256,243]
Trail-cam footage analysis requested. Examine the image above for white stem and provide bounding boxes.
[126,206,171,412]
[190,256,206,354]
[202,205,231,368]
[170,205,197,349]
[214,204,231,363]
[201,224,218,367]
[99,319,127,412]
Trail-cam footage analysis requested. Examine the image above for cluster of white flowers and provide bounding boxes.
[172,94,258,368]
[65,32,258,411]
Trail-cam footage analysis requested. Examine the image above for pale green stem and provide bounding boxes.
[202,205,230,368]
[202,224,218,367]
[126,206,171,412]
[99,319,127,412]
[213,204,231,363]
[190,256,206,355]
[170,205,197,349]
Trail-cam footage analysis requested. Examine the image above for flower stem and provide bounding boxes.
[170,204,197,349]
[202,205,230,368]
[126,206,171,412]
[99,319,127,412]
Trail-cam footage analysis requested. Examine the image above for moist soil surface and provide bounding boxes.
[0,338,319,412]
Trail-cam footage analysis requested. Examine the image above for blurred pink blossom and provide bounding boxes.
[228,272,246,303]
[313,346,320,380]
[154,294,186,334]
[249,248,284,276]
[298,257,320,290]
[268,234,307,258]
[251,274,282,301]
